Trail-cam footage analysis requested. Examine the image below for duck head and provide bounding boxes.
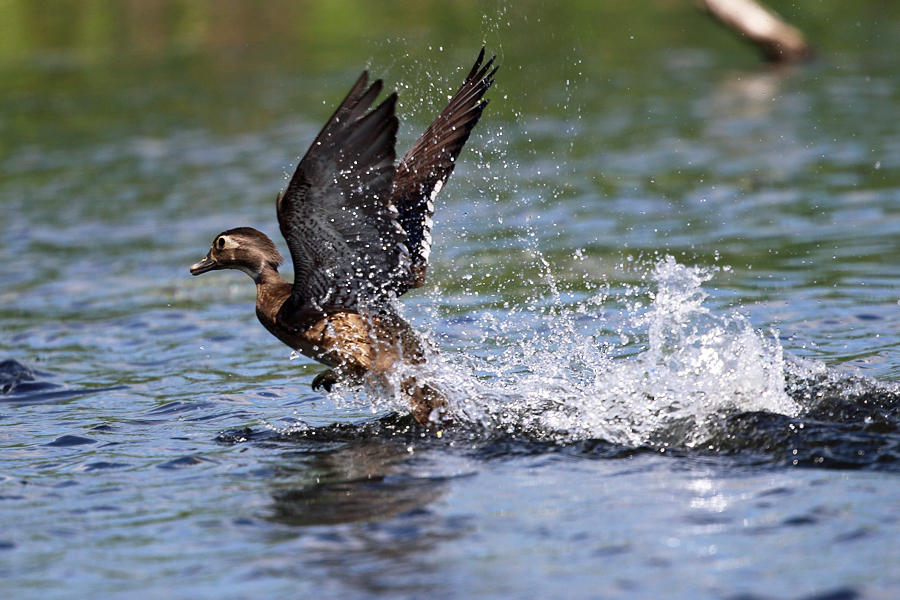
[190,227,284,282]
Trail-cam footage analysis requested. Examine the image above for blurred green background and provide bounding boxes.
[2,0,897,151]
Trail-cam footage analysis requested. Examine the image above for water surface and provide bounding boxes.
[1,2,899,598]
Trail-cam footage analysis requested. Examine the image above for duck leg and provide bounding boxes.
[403,378,450,427]
[311,366,370,392]
[311,369,339,392]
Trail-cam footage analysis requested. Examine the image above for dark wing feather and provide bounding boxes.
[391,47,497,294]
[277,74,409,313]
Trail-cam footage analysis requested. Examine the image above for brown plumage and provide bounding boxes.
[189,49,496,426]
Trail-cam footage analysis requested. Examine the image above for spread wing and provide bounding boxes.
[277,72,409,313]
[391,47,497,294]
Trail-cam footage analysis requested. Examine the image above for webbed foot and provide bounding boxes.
[311,369,339,392]
[405,379,451,429]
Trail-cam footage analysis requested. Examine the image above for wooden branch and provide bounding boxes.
[699,0,812,63]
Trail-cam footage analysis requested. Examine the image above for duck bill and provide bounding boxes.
[189,254,218,276]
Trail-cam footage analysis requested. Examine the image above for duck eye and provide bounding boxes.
[216,237,226,250]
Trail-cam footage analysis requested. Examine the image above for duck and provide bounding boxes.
[190,48,497,426]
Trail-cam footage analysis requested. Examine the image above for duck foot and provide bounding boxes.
[405,379,451,428]
[311,369,339,392]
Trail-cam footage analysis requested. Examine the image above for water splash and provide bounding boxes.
[286,256,898,462]
[410,255,801,447]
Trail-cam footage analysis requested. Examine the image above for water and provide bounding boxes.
[2,2,899,598]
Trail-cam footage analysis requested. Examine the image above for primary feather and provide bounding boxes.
[276,48,497,315]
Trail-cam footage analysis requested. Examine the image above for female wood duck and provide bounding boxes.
[190,49,496,426]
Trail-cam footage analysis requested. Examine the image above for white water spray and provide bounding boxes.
[384,255,802,446]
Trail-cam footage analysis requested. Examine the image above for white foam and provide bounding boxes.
[422,256,801,446]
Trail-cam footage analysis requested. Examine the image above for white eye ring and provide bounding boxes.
[215,236,241,250]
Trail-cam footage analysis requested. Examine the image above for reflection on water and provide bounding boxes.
[711,66,794,119]
[267,439,448,526]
